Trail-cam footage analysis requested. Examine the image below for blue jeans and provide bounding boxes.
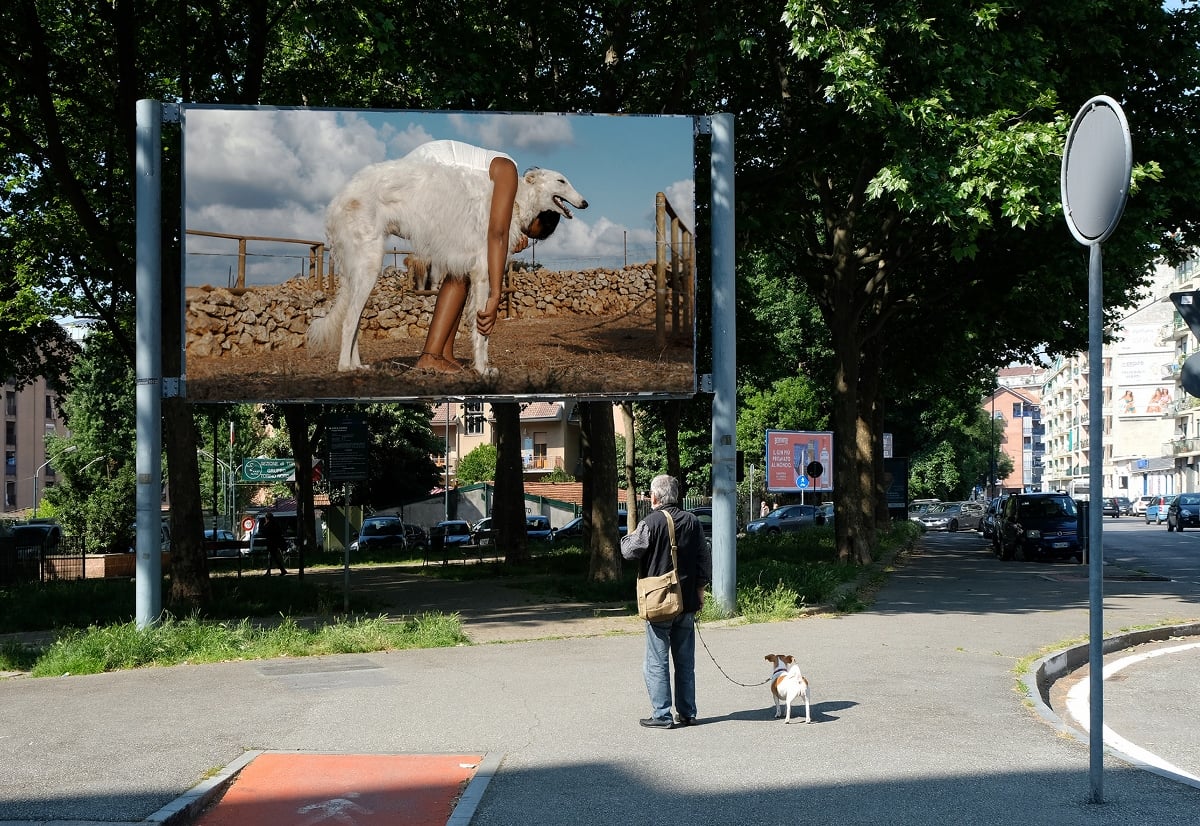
[643,612,697,721]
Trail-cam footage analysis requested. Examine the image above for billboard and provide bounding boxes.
[765,430,834,493]
[181,106,697,403]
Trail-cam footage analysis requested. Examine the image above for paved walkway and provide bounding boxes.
[0,532,1197,825]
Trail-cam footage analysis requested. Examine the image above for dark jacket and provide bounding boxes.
[620,505,712,614]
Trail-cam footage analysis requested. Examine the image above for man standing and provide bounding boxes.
[620,474,711,729]
[260,511,288,576]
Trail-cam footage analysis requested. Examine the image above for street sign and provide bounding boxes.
[240,457,296,482]
[1061,95,1132,246]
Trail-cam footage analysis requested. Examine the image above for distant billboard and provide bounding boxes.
[765,430,834,493]
[180,106,697,403]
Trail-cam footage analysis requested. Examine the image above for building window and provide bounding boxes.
[1012,402,1023,418]
[464,402,485,435]
[4,391,15,417]
[533,432,548,468]
[45,394,55,420]
[4,421,14,447]
[4,481,14,508]
[5,449,14,476]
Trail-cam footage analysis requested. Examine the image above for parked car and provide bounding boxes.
[432,520,473,545]
[1144,496,1170,524]
[401,523,428,549]
[689,506,714,537]
[1166,493,1200,532]
[550,511,631,542]
[550,516,584,542]
[907,501,939,522]
[471,517,497,545]
[980,495,1010,543]
[815,502,834,527]
[350,516,409,552]
[996,492,1081,562]
[10,522,62,558]
[1102,497,1122,518]
[918,501,984,533]
[526,514,553,541]
[745,504,818,534]
[1132,495,1157,516]
[202,528,248,558]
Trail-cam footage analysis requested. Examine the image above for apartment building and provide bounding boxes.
[1039,260,1184,499]
[984,380,1044,495]
[2,377,70,516]
[431,400,630,484]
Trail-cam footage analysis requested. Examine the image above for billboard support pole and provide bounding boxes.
[709,113,736,617]
[134,99,163,628]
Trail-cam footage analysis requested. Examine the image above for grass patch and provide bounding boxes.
[28,613,467,677]
[0,573,346,635]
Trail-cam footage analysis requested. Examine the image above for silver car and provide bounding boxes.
[917,501,984,533]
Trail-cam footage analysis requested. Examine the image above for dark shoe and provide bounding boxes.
[639,717,675,729]
[674,715,697,727]
[279,570,288,576]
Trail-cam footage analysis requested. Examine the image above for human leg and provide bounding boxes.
[642,620,674,724]
[416,277,468,371]
[669,612,698,721]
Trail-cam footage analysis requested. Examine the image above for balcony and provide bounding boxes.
[1166,437,1200,456]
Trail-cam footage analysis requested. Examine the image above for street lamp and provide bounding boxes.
[32,444,77,517]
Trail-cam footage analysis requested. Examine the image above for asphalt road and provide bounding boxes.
[0,525,1197,825]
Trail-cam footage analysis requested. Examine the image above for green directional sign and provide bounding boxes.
[241,457,296,482]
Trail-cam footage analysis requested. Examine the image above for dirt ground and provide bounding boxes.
[185,313,696,402]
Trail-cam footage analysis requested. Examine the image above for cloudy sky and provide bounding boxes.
[182,107,696,288]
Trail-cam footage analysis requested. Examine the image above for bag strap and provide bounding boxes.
[662,509,679,573]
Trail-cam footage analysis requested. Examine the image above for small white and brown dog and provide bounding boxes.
[765,653,811,724]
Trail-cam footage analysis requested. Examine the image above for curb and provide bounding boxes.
[144,750,261,824]
[1020,621,1200,788]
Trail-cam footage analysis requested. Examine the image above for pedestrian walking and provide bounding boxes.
[260,511,288,576]
[620,474,711,729]
[760,499,770,518]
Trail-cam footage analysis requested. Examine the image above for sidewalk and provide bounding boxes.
[0,532,1197,824]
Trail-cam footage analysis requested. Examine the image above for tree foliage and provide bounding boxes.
[456,444,497,486]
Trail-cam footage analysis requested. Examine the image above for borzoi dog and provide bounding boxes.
[308,158,587,374]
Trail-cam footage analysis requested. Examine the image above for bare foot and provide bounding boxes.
[415,353,467,373]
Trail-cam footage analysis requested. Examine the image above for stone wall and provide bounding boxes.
[186,263,659,359]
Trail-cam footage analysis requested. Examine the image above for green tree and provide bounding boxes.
[42,331,136,551]
[456,444,498,486]
[753,0,1200,562]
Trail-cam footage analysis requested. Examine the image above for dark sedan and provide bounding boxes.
[1166,493,1200,532]
[745,504,818,534]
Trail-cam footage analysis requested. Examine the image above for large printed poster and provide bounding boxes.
[765,430,834,493]
[181,107,697,402]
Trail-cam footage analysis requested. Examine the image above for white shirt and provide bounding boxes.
[406,140,514,173]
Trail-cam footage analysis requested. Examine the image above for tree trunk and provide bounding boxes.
[581,402,621,582]
[161,173,210,610]
[284,405,315,575]
[663,400,683,487]
[165,401,210,610]
[492,402,530,564]
[619,401,636,535]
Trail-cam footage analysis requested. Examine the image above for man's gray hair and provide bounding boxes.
[650,474,680,506]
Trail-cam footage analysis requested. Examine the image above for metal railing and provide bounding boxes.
[0,535,87,585]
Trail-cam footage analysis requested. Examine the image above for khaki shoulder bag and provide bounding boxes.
[635,510,685,622]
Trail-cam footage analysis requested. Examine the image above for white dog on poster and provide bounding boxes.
[308,154,587,375]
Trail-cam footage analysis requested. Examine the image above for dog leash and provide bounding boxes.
[693,619,772,687]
